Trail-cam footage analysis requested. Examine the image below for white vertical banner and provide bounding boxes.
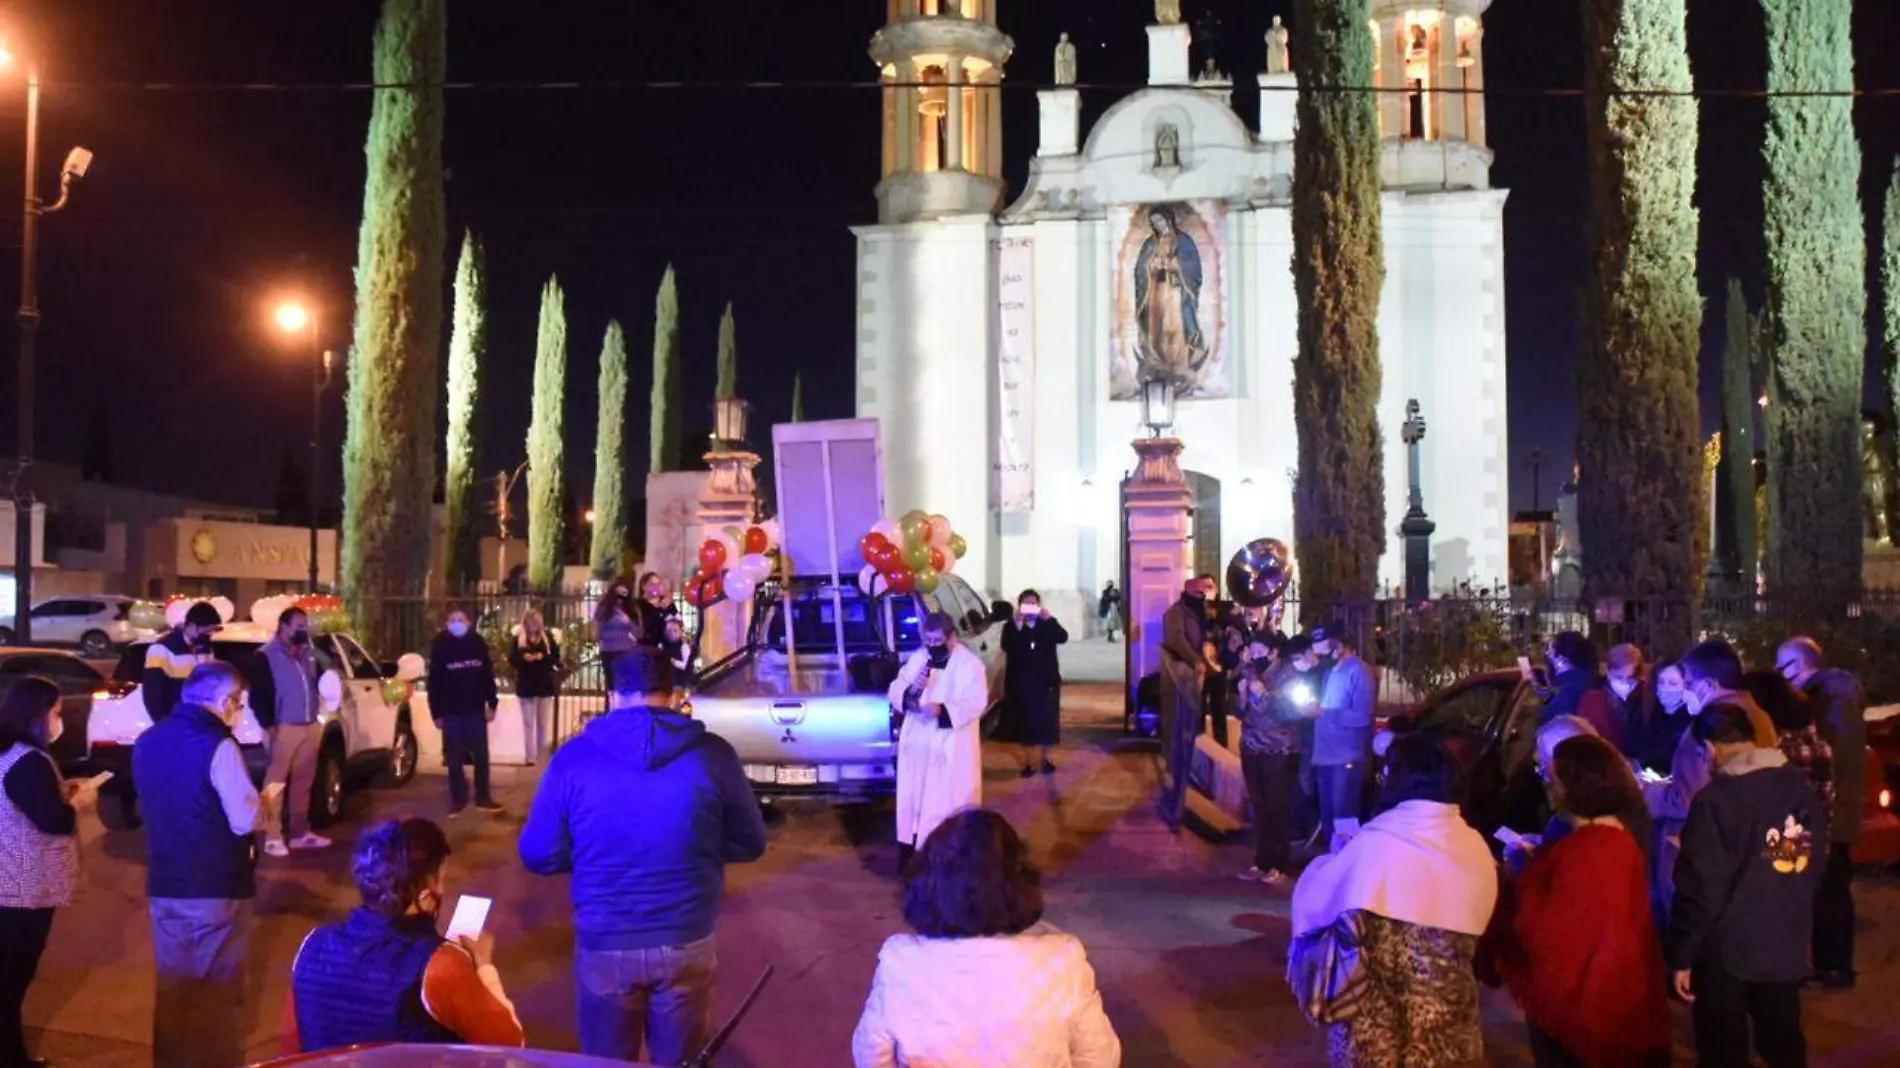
[995,236,1036,513]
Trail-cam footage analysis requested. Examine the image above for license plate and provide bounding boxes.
[776,766,820,786]
[743,764,775,784]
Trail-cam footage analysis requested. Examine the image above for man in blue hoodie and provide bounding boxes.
[519,649,767,1064]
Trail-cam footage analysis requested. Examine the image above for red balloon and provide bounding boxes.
[929,547,947,572]
[744,526,769,554]
[702,573,725,603]
[886,568,918,595]
[860,532,892,561]
[698,539,728,573]
[684,573,707,607]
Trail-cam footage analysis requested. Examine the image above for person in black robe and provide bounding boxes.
[996,589,1069,777]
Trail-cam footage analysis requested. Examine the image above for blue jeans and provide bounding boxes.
[440,713,493,808]
[1313,762,1366,852]
[576,935,717,1063]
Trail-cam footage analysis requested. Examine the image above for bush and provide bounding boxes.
[1379,599,1519,700]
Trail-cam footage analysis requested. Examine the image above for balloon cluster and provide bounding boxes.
[381,652,428,706]
[857,510,967,597]
[161,595,235,630]
[686,519,783,608]
[249,593,351,635]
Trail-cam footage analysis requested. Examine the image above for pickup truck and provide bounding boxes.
[687,572,1007,798]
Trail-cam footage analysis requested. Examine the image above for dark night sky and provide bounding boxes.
[1,0,1898,518]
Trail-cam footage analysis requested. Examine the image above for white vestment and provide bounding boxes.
[887,645,988,847]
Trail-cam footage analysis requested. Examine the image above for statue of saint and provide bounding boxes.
[1864,416,1892,543]
[1266,16,1291,74]
[1133,204,1208,387]
[1054,32,1078,87]
[1155,0,1182,27]
[1153,123,1181,169]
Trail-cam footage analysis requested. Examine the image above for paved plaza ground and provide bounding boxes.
[24,639,1900,1066]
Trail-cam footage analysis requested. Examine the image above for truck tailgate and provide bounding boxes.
[692,691,895,766]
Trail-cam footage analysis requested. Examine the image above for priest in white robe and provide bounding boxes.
[887,611,989,863]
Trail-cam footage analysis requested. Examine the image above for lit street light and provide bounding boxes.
[5,39,94,646]
[271,297,334,593]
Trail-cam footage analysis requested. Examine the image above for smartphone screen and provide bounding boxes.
[1493,826,1526,849]
[445,895,492,942]
[1515,655,1533,681]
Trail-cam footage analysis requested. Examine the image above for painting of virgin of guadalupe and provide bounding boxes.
[1110,199,1229,400]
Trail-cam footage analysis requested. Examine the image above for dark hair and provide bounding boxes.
[1692,699,1761,746]
[611,649,676,697]
[1679,638,1744,691]
[277,606,308,633]
[1548,631,1599,671]
[1376,732,1464,809]
[1551,735,1654,854]
[0,677,62,751]
[1741,669,1813,732]
[596,579,633,623]
[921,611,956,638]
[1284,634,1314,658]
[353,818,452,917]
[1016,588,1041,605]
[904,809,1043,938]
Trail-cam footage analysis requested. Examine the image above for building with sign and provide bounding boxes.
[143,518,337,605]
[854,1,1509,621]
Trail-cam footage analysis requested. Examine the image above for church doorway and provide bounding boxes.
[1187,471,1223,586]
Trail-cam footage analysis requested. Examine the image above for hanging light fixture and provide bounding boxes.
[1140,377,1177,439]
[713,397,751,448]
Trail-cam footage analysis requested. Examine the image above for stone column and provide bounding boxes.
[1146,22,1192,87]
[1376,17,1404,139]
[697,447,761,668]
[945,59,965,171]
[894,59,917,174]
[1037,88,1080,157]
[985,72,1003,178]
[1437,22,1466,143]
[1123,437,1193,717]
[1257,71,1297,143]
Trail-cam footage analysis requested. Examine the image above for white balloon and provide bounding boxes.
[164,599,189,629]
[872,518,902,545]
[724,570,757,603]
[713,531,742,569]
[209,597,236,624]
[396,652,427,681]
[758,517,782,552]
[740,553,773,583]
[858,564,877,596]
[318,670,344,712]
[939,551,957,574]
[870,571,890,597]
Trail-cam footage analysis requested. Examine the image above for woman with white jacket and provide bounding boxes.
[853,809,1121,1068]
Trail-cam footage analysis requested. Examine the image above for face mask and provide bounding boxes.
[1609,677,1636,700]
[192,632,213,653]
[289,631,310,646]
[447,622,469,638]
[222,696,244,727]
[927,645,951,668]
[415,888,443,924]
[614,588,629,599]
[44,713,62,746]
[1658,683,1686,714]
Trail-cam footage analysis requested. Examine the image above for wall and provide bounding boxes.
[644,471,713,587]
[0,503,48,570]
[144,518,338,606]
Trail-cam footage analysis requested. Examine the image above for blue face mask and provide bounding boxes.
[447,622,469,638]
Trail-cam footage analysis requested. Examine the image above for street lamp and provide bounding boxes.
[5,43,94,645]
[271,298,333,594]
[1139,377,1177,439]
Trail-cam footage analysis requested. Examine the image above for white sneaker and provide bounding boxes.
[263,838,290,858]
[289,833,333,851]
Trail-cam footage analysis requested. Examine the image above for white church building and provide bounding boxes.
[854,0,1509,623]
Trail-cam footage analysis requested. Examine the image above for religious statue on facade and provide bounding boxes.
[1054,32,1077,87]
[1864,415,1893,544]
[1133,204,1208,388]
[938,0,961,17]
[1153,123,1181,169]
[1155,0,1182,27]
[1266,16,1291,74]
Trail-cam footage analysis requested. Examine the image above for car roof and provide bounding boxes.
[0,647,88,659]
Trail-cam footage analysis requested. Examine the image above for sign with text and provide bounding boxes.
[994,237,1036,513]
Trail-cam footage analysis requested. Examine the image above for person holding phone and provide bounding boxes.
[0,676,101,1068]
[287,818,524,1052]
[888,613,989,869]
[996,589,1069,778]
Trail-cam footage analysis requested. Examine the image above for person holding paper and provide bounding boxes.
[287,818,524,1052]
[1306,625,1375,855]
[0,676,103,1068]
[888,612,989,868]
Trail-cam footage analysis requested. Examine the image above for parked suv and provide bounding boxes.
[85,621,422,831]
[0,596,154,657]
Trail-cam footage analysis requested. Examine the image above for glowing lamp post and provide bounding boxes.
[272,298,335,593]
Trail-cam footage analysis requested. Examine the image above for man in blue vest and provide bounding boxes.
[520,650,767,1063]
[133,661,261,1068]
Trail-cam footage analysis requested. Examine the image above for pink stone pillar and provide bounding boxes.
[1123,437,1192,713]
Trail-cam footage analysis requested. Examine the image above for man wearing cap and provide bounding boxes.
[143,601,223,724]
[520,650,766,1063]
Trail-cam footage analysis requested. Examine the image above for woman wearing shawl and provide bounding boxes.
[1289,733,1498,1068]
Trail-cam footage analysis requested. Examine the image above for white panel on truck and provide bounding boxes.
[772,419,886,582]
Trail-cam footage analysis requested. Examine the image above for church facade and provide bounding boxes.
[854,0,1508,623]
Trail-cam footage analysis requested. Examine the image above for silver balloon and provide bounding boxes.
[1227,537,1292,608]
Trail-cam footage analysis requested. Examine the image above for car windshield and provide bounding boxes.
[1417,677,1516,735]
[760,586,924,656]
[112,639,265,683]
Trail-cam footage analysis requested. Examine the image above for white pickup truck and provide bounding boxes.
[688,572,1006,798]
[84,622,421,830]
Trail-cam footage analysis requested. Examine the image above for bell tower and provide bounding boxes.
[870,0,1014,223]
[1369,0,1492,188]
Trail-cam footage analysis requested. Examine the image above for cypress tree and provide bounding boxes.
[649,266,682,473]
[526,276,568,592]
[1716,280,1758,588]
[589,321,631,581]
[715,302,738,402]
[1574,0,1701,649]
[442,229,485,594]
[1884,159,1900,432]
[341,0,446,649]
[1289,0,1385,617]
[791,371,805,423]
[1762,0,1865,596]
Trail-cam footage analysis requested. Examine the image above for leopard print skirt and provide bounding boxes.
[1326,911,1484,1068]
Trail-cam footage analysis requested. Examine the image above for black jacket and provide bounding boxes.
[426,630,498,719]
[1668,748,1828,982]
[508,632,563,699]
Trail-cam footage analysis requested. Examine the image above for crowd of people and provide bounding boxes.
[0,578,1882,1067]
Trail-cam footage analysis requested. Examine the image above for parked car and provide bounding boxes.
[1388,669,1900,866]
[254,1047,654,1068]
[686,572,1007,799]
[0,649,108,772]
[84,622,421,831]
[0,596,155,657]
